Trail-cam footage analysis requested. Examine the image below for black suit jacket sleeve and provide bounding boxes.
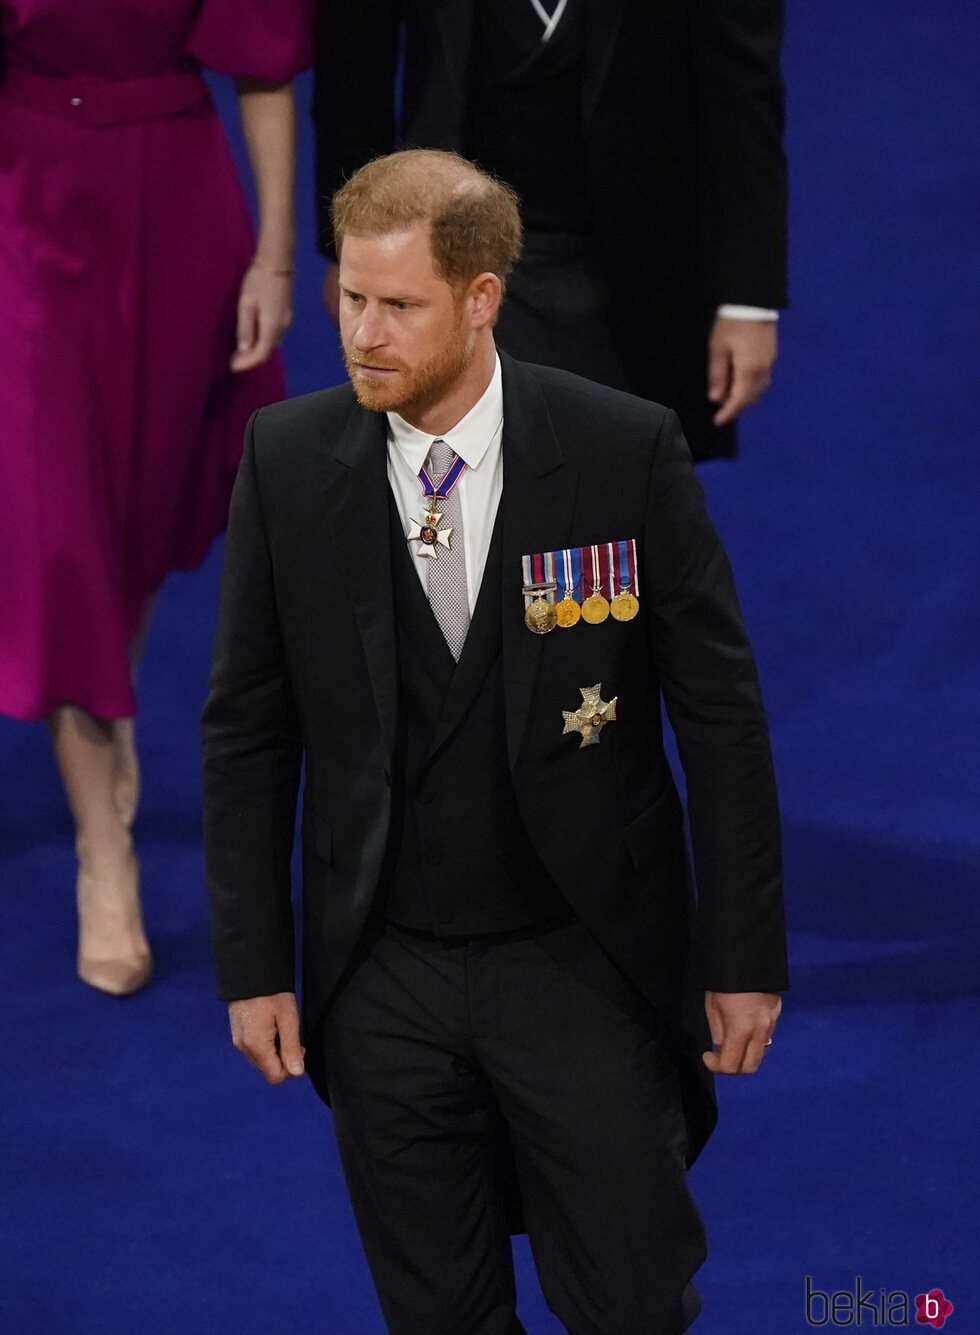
[313,0,402,258]
[693,0,789,308]
[201,413,303,1001]
[644,410,788,992]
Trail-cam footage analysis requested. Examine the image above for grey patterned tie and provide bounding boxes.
[424,438,470,660]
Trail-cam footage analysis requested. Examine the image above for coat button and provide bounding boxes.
[70,97,82,107]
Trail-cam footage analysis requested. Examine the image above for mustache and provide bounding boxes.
[347,354,408,373]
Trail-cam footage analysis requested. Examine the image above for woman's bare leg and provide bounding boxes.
[112,717,139,829]
[48,705,152,995]
[112,595,157,829]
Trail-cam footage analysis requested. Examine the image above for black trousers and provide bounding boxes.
[321,910,707,1335]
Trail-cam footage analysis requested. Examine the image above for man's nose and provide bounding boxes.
[352,307,385,351]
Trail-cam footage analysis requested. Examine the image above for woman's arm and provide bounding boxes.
[231,79,297,372]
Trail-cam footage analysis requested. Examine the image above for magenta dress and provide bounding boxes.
[0,1,312,721]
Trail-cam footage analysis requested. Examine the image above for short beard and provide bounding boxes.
[344,307,473,418]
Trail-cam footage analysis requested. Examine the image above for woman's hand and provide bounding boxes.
[231,78,296,371]
[230,262,293,372]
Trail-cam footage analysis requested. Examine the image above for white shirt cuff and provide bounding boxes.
[717,304,780,321]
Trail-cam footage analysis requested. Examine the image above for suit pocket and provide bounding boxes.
[621,785,681,872]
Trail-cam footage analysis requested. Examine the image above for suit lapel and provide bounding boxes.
[582,0,630,118]
[321,403,398,763]
[498,354,579,774]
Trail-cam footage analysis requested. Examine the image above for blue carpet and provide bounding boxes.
[2,3,978,1331]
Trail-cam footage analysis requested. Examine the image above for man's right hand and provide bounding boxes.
[229,992,306,1085]
[322,261,340,325]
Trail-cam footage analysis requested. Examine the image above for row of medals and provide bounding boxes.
[524,583,639,635]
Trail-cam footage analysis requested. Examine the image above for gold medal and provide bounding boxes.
[610,590,640,622]
[525,595,557,635]
[580,590,610,625]
[555,594,581,628]
[581,544,611,624]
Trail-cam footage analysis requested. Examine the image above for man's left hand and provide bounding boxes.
[703,990,781,1075]
[707,318,778,427]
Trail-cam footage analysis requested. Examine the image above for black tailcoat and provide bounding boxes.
[311,0,789,459]
[202,354,788,1231]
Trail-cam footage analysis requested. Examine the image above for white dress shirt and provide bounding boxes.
[717,304,779,322]
[387,354,504,617]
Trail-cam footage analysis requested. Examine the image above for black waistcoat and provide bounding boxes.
[467,0,590,233]
[375,491,569,934]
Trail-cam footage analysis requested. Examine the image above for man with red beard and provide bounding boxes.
[312,0,789,463]
[202,149,787,1335]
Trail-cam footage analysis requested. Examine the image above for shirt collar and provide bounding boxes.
[386,353,503,475]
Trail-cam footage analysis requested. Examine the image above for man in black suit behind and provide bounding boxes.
[202,150,787,1334]
[313,0,789,462]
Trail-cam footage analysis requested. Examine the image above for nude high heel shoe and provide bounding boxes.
[76,843,153,996]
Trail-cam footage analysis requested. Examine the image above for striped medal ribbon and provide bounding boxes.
[521,540,640,633]
[522,549,558,634]
[609,539,640,621]
[580,544,611,624]
[555,545,582,627]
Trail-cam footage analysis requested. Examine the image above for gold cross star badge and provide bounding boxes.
[562,683,617,748]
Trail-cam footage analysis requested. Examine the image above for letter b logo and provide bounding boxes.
[805,1277,829,1326]
[915,1287,953,1328]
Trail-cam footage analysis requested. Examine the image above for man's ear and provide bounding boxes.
[468,272,502,330]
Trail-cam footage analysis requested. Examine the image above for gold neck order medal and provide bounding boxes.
[407,498,452,559]
[408,451,467,559]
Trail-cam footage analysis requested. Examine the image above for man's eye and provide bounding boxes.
[392,301,410,311]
